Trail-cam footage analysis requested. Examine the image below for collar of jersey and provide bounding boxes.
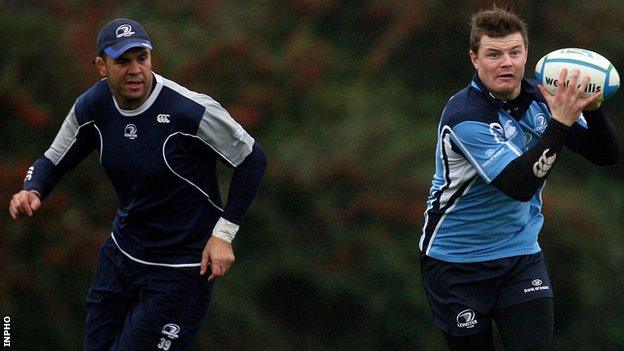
[470,73,538,120]
[113,72,163,117]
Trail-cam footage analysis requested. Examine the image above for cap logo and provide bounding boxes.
[116,24,135,38]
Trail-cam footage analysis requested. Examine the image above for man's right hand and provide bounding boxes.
[9,190,41,219]
[538,68,603,126]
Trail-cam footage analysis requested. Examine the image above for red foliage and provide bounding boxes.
[227,105,262,130]
[178,38,255,85]
[0,161,38,206]
[7,92,52,130]
[228,37,252,57]
[42,247,64,266]
[67,21,100,67]
[41,192,71,216]
[251,56,276,78]
[284,40,331,87]
[191,1,224,24]
[346,193,422,225]
[294,59,327,85]
[542,190,604,237]
[237,85,278,106]
[288,0,338,16]
[362,2,427,74]
[360,2,395,23]
[66,238,99,267]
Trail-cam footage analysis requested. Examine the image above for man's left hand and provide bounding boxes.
[200,236,235,282]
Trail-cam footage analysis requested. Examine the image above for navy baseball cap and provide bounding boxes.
[96,18,153,58]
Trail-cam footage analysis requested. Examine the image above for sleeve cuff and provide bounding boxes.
[211,217,240,243]
[545,119,570,142]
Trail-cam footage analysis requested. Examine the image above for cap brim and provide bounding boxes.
[104,39,153,58]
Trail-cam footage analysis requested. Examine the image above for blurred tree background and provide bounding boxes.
[1,1,623,350]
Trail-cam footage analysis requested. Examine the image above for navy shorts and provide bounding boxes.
[84,237,213,351]
[420,252,553,336]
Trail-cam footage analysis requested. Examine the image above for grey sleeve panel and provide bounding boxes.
[196,99,255,167]
[43,105,81,165]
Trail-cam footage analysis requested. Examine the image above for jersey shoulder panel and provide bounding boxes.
[158,76,254,167]
[160,77,214,120]
[74,79,111,125]
[442,85,500,129]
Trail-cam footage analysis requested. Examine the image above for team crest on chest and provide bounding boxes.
[534,113,548,132]
[504,120,518,139]
[489,123,505,143]
[124,124,138,140]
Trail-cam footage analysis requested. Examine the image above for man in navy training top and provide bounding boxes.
[419,6,619,351]
[8,18,267,351]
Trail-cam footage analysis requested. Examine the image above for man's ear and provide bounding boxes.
[469,50,478,70]
[94,56,107,77]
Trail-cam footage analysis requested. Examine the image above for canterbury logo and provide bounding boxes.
[157,114,170,123]
[533,148,557,178]
[24,166,34,181]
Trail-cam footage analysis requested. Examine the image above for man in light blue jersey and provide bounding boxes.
[419,6,619,351]
[8,18,267,350]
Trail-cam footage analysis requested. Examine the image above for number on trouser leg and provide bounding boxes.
[157,337,172,350]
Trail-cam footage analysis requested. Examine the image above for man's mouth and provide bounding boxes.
[126,81,143,92]
[497,73,515,80]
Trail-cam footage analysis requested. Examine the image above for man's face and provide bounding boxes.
[95,47,153,110]
[470,32,527,100]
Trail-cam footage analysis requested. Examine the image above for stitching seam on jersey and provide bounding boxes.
[444,125,492,183]
[93,124,103,163]
[162,132,225,212]
[54,120,95,166]
[425,177,478,255]
[505,141,522,156]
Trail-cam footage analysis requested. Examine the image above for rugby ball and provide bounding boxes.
[535,48,620,98]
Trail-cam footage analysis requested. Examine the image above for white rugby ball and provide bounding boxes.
[535,48,620,98]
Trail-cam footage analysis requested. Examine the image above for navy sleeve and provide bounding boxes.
[23,104,98,199]
[220,142,267,225]
[491,120,570,201]
[565,109,620,165]
[22,156,65,199]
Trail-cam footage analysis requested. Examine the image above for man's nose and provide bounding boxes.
[501,53,513,66]
[128,59,141,74]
